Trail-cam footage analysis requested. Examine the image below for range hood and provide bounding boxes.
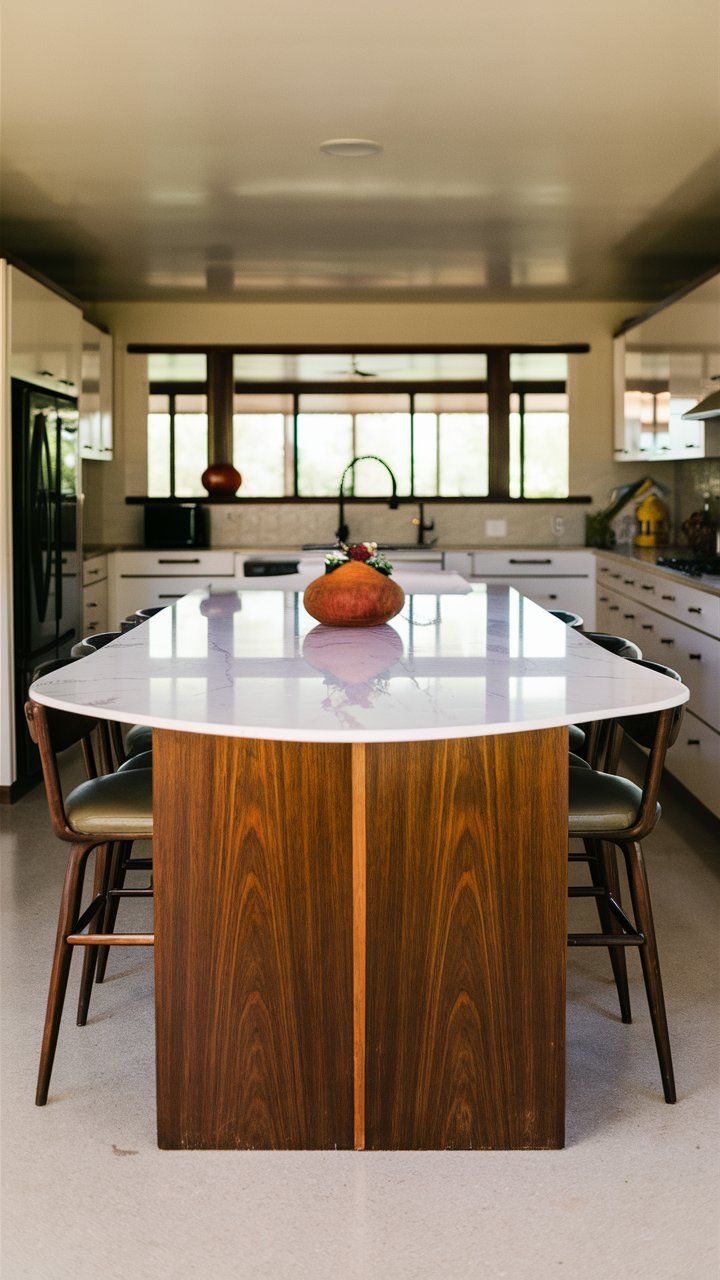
[682,378,720,420]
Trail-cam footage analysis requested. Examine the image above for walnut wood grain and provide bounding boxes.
[364,730,567,1150]
[153,731,354,1149]
[351,742,367,1151]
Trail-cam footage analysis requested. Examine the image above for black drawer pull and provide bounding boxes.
[158,558,201,564]
[86,603,97,609]
[508,558,552,565]
[610,573,621,579]
[687,739,700,746]
[549,593,557,600]
[660,594,676,601]
[687,607,702,614]
[158,593,182,599]
[660,638,674,645]
[623,579,635,585]
[623,613,635,619]
[599,567,609,573]
[599,595,609,602]
[86,568,100,576]
[689,654,702,660]
[641,584,654,591]
[641,624,653,630]
[609,605,620,612]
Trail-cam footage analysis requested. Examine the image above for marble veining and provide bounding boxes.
[30,582,688,744]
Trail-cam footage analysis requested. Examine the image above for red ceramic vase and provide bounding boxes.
[303,561,405,628]
[201,463,242,498]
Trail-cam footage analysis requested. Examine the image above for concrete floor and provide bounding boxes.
[1,756,718,1280]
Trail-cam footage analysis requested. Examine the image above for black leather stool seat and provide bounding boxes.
[125,724,153,756]
[117,750,153,772]
[64,770,153,837]
[569,769,661,836]
[569,751,591,770]
[568,724,586,752]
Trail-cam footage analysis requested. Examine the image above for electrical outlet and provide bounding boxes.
[485,519,507,537]
[551,516,565,537]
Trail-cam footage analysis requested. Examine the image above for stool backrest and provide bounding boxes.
[617,661,684,751]
[25,700,101,840]
[605,660,685,839]
[580,632,643,661]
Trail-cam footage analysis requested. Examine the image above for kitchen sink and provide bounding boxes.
[300,543,436,552]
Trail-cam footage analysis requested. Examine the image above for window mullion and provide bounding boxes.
[488,350,511,498]
[169,393,176,499]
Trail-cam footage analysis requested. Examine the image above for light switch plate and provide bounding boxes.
[485,519,507,537]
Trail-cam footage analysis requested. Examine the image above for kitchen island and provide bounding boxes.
[30,582,688,1151]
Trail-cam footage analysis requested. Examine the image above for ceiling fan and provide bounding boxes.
[321,354,377,378]
[322,354,418,379]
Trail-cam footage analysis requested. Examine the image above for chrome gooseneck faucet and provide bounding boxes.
[336,455,399,543]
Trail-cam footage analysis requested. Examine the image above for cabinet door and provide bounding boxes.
[79,325,113,460]
[665,712,720,819]
[98,331,113,458]
[9,267,82,394]
[83,577,108,636]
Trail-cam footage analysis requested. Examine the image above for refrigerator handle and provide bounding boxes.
[54,410,63,627]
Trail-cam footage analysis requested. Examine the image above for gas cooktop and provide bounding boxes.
[656,553,720,577]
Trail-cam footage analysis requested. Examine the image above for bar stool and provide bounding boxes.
[25,699,153,1105]
[567,660,685,1102]
[135,606,167,622]
[549,608,583,628]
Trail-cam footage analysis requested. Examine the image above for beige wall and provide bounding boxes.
[82,298,676,548]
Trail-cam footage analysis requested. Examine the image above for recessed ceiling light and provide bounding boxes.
[320,138,383,157]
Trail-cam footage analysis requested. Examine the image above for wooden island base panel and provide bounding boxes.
[153,727,567,1151]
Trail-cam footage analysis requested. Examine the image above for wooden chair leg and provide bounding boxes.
[76,844,111,1026]
[621,839,676,1104]
[592,839,632,1024]
[95,842,126,984]
[36,843,94,1106]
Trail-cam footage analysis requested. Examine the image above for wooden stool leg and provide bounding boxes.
[36,843,93,1106]
[622,839,676,1103]
[592,839,632,1024]
[95,842,126,984]
[76,844,111,1025]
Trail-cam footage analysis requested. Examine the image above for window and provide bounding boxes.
[144,349,577,499]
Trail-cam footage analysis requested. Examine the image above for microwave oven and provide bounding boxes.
[143,503,209,550]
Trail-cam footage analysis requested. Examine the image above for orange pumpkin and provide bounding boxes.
[303,561,405,628]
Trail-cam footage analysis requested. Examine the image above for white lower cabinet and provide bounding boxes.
[595,553,720,818]
[470,551,596,628]
[82,554,109,637]
[110,550,237,629]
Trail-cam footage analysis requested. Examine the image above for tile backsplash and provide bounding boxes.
[208,501,588,549]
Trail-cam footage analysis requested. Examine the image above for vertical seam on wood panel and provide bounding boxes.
[352,741,366,1151]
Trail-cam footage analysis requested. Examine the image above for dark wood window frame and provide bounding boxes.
[135,344,592,504]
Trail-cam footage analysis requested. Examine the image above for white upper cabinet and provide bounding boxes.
[614,272,720,461]
[9,266,83,395]
[79,321,113,460]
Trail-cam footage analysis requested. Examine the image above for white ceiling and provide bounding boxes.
[1,0,719,304]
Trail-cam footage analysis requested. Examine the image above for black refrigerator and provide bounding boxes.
[12,379,82,781]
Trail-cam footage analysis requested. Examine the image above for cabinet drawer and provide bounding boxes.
[649,579,720,638]
[664,712,720,819]
[477,575,591,619]
[83,576,108,635]
[83,554,108,587]
[595,557,720,638]
[472,551,593,576]
[643,613,720,730]
[116,550,235,577]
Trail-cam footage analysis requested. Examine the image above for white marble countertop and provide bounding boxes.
[30,581,688,744]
